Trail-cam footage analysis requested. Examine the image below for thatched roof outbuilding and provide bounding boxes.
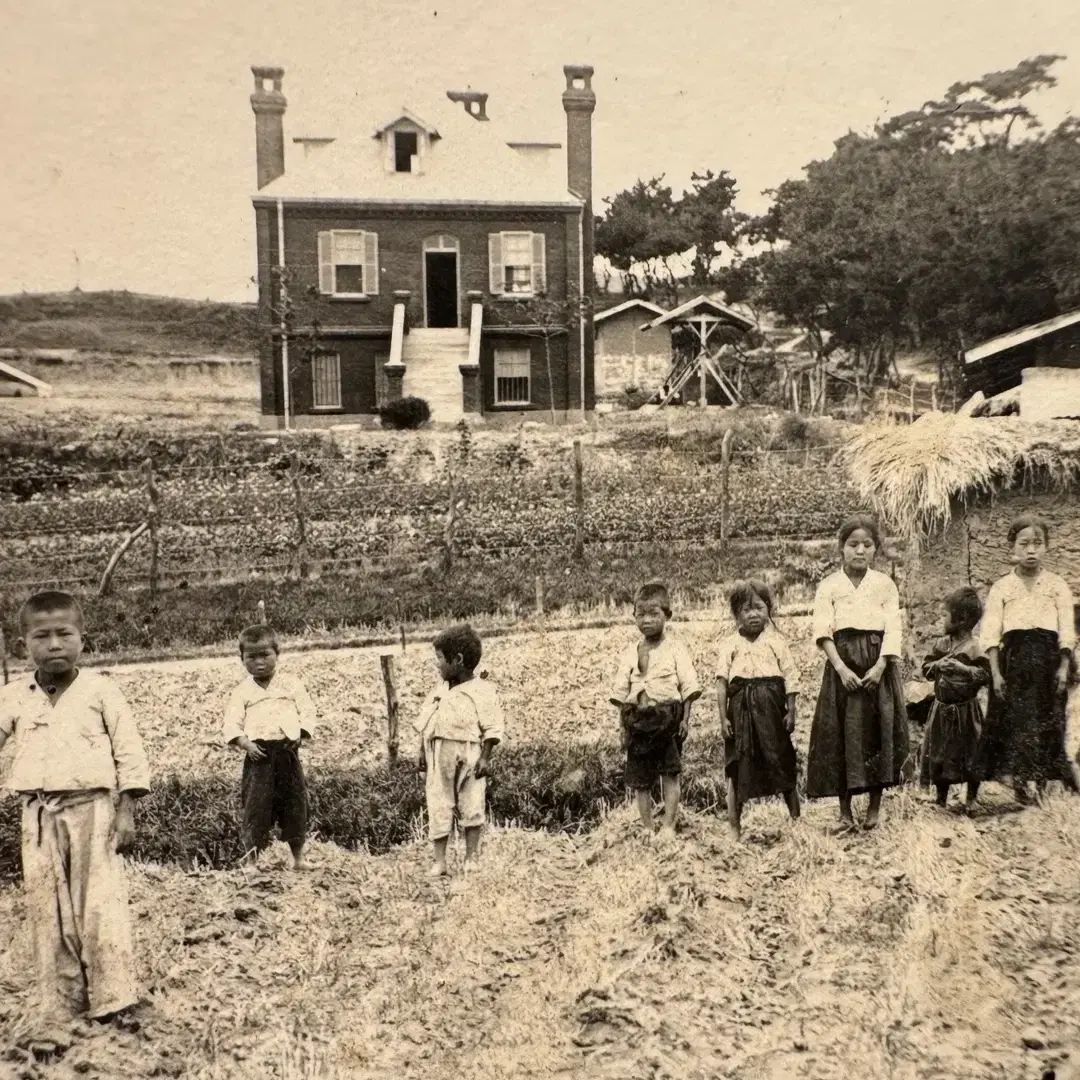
[841,414,1080,548]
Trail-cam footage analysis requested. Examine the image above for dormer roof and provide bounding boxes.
[372,109,441,140]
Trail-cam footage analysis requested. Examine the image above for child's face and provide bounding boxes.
[1012,526,1046,570]
[634,601,667,639]
[842,528,877,571]
[242,643,278,681]
[736,593,770,635]
[436,648,464,682]
[24,609,82,677]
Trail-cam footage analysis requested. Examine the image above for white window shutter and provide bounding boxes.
[317,232,334,294]
[363,232,379,295]
[489,233,504,294]
[531,232,546,294]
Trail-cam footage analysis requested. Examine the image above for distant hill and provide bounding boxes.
[0,290,258,357]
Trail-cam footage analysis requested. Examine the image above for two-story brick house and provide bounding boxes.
[249,64,597,428]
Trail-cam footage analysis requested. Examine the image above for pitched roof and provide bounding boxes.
[962,308,1080,399]
[255,98,579,206]
[643,295,755,332]
[371,109,441,138]
[593,298,667,324]
[964,308,1080,365]
[0,360,52,395]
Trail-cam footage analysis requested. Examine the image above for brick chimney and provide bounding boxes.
[447,90,489,121]
[250,66,287,190]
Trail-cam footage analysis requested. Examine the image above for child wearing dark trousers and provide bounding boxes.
[716,580,800,840]
[223,625,317,870]
[918,586,989,810]
[977,516,1080,804]
[610,582,701,839]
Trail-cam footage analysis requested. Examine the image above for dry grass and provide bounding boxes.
[841,413,1080,546]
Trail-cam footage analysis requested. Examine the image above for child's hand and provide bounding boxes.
[720,714,732,740]
[474,753,492,779]
[992,673,1007,699]
[111,801,136,854]
[836,664,863,693]
[619,728,630,749]
[1056,665,1070,695]
[678,716,689,744]
[417,746,427,773]
[860,659,887,689]
[242,738,266,761]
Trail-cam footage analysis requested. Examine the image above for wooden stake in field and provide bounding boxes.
[288,452,309,580]
[442,462,457,573]
[534,575,545,618]
[0,629,8,686]
[719,429,734,557]
[143,459,161,598]
[572,439,585,562]
[380,654,400,767]
[256,600,267,625]
[98,520,149,597]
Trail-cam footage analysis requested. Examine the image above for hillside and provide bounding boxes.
[0,290,258,358]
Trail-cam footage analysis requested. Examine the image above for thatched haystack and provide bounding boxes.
[839,413,1080,653]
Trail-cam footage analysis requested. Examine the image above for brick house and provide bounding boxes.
[593,298,671,400]
[248,65,597,428]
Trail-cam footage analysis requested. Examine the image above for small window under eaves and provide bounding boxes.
[394,131,418,172]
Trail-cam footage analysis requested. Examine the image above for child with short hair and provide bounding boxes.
[977,516,1080,803]
[918,586,990,810]
[609,582,701,839]
[414,624,505,877]
[222,625,316,870]
[806,514,910,832]
[716,579,800,840]
[0,590,150,1028]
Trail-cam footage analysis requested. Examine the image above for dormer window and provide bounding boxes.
[394,131,418,173]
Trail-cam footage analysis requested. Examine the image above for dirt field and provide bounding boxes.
[4,619,1080,1079]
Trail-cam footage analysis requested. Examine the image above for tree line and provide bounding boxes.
[594,55,1080,392]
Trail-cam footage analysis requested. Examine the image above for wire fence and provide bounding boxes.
[0,438,855,596]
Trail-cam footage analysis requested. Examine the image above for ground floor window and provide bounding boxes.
[311,352,342,409]
[494,347,531,405]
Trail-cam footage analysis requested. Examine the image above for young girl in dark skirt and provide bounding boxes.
[806,515,910,832]
[977,516,1080,804]
[716,580,800,840]
[919,586,989,810]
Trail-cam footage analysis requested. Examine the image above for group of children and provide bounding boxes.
[0,509,1076,1029]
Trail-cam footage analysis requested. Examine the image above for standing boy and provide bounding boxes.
[222,625,316,870]
[610,582,701,838]
[0,591,150,1027]
[415,625,505,877]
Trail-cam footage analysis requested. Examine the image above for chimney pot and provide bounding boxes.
[250,64,287,190]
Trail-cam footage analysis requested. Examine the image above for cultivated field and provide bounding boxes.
[2,617,1080,1079]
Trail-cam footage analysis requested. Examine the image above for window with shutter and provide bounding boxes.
[488,233,503,294]
[311,353,343,409]
[318,231,379,296]
[494,347,531,405]
[501,232,534,294]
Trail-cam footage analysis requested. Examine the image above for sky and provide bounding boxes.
[2,0,1077,303]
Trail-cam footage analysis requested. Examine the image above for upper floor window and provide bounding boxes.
[317,230,379,297]
[394,131,418,173]
[488,231,546,297]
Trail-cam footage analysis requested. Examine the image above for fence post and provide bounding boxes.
[143,459,160,598]
[534,574,544,618]
[98,521,149,598]
[719,429,734,557]
[256,600,267,625]
[442,462,456,572]
[572,439,585,562]
[909,377,916,423]
[931,384,938,413]
[289,452,309,580]
[380,654,400,767]
[0,629,8,686]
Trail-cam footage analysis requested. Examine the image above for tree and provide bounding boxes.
[594,170,745,304]
[740,55,1080,398]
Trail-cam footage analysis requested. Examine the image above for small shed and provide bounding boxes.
[842,413,1080,656]
[592,298,671,399]
[0,360,52,398]
[963,308,1080,419]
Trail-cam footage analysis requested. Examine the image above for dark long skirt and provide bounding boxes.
[724,676,797,804]
[976,629,1072,784]
[806,629,910,799]
[919,698,982,787]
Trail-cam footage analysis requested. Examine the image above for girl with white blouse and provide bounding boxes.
[806,515,910,831]
[976,515,1080,803]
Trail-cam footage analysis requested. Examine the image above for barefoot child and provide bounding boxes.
[976,516,1080,803]
[0,591,150,1028]
[222,625,316,870]
[919,586,989,810]
[806,515,910,832]
[716,580,800,839]
[414,624,505,876]
[609,582,701,838]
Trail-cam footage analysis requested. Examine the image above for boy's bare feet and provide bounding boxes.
[657,824,677,843]
[428,862,449,878]
[728,820,742,841]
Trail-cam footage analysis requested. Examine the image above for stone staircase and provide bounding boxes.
[401,327,470,425]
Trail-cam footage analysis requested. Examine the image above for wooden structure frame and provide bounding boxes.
[642,296,754,406]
